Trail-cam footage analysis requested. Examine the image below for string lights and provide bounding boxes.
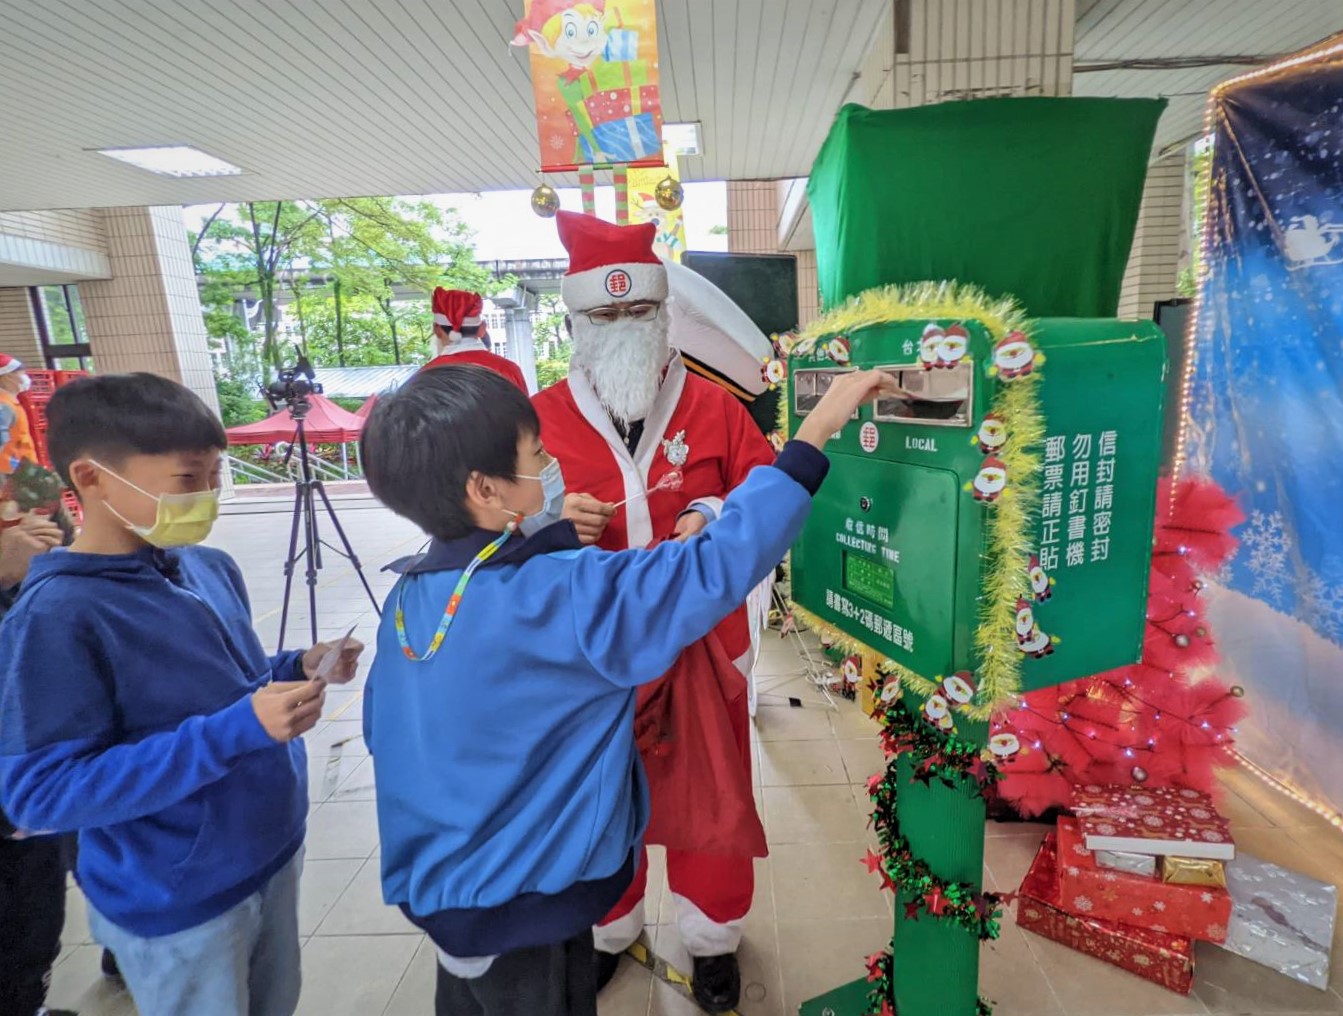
[1234,751,1343,833]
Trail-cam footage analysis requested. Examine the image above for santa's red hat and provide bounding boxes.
[431,289,488,339]
[1016,598,1032,613]
[556,211,668,312]
[996,330,1029,351]
[0,353,25,376]
[982,455,1006,472]
[512,0,606,46]
[945,323,969,339]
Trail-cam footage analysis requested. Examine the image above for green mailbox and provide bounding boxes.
[791,95,1171,1016]
[789,317,1168,695]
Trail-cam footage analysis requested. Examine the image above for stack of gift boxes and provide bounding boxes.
[1016,784,1338,994]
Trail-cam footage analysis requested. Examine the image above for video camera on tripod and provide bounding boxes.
[261,353,323,419]
[260,349,379,650]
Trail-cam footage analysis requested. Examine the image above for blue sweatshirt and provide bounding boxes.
[0,545,308,937]
[366,442,828,957]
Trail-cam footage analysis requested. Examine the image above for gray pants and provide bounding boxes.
[434,931,597,1016]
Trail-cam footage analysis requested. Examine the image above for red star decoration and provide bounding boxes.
[867,773,884,796]
[969,758,992,784]
[903,900,922,921]
[862,849,885,875]
[924,887,948,916]
[882,1000,897,1016]
[865,951,885,982]
[880,870,899,894]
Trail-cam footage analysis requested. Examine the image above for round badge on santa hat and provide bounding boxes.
[556,211,669,313]
[0,353,24,377]
[432,288,488,341]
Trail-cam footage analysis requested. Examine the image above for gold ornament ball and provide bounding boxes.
[530,184,560,218]
[1230,685,1245,698]
[1131,765,1149,783]
[654,176,684,211]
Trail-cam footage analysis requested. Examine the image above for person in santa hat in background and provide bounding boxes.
[0,354,38,476]
[422,288,528,393]
[532,212,775,1012]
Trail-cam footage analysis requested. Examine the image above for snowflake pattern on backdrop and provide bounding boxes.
[1241,511,1292,607]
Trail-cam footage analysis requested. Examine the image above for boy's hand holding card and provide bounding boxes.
[303,627,365,685]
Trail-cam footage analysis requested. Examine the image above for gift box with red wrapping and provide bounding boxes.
[1071,784,1235,860]
[1056,816,1231,943]
[1017,833,1196,995]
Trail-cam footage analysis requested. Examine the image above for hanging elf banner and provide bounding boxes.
[627,141,686,261]
[511,0,664,173]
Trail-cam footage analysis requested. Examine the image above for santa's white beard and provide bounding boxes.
[570,312,671,428]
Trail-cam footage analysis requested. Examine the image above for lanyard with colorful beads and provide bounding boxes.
[394,523,517,662]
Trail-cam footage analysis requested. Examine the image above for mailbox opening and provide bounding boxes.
[872,363,974,427]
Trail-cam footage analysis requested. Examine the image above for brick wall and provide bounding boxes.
[1117,153,1186,319]
[0,287,42,364]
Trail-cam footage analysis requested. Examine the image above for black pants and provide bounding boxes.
[434,931,597,1016]
[0,836,67,1016]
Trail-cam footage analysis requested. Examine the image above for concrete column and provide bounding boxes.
[0,287,43,365]
[504,307,539,394]
[79,207,221,415]
[1117,151,1187,319]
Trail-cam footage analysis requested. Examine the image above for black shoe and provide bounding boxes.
[101,948,123,986]
[594,949,621,994]
[691,953,741,1013]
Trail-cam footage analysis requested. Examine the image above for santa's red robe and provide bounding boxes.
[533,357,775,862]
[422,336,527,393]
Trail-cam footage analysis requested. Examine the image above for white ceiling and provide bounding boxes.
[1072,0,1343,156]
[0,0,888,212]
[0,1,1338,215]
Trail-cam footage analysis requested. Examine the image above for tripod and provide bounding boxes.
[276,399,380,651]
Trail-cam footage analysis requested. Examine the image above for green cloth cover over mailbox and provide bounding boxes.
[807,98,1166,317]
[789,317,1166,692]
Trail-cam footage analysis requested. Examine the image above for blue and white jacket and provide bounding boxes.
[365,441,828,957]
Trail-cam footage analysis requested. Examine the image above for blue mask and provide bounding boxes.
[508,457,567,537]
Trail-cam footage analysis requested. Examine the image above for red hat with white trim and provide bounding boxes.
[431,289,488,339]
[556,211,668,312]
[0,353,25,376]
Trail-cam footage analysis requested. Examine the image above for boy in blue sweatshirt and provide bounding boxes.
[0,374,362,1016]
[360,364,893,1015]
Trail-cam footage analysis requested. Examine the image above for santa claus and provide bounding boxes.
[532,211,775,1011]
[421,288,528,392]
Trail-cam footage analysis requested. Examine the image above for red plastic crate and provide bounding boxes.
[24,370,57,398]
[61,490,82,525]
[54,370,87,388]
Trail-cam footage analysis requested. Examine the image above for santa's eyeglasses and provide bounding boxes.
[581,302,662,326]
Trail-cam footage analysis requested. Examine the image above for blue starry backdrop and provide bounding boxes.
[1188,56,1343,645]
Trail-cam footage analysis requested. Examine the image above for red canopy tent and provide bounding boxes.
[355,394,377,420]
[225,394,365,446]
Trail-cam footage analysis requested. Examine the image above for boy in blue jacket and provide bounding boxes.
[361,364,893,1015]
[0,374,362,1016]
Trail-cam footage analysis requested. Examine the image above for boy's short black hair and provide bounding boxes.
[363,366,540,542]
[46,373,228,488]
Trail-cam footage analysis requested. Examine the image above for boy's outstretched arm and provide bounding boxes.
[0,609,323,834]
[572,370,896,687]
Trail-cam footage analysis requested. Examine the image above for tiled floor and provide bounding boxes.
[45,494,1343,1015]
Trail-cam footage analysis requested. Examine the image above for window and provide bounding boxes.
[31,285,93,371]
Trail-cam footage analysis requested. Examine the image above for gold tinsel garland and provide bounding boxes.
[778,282,1044,720]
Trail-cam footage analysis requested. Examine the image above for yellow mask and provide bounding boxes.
[93,461,220,548]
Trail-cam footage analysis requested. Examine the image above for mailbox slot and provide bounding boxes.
[872,362,974,427]
[794,367,860,418]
